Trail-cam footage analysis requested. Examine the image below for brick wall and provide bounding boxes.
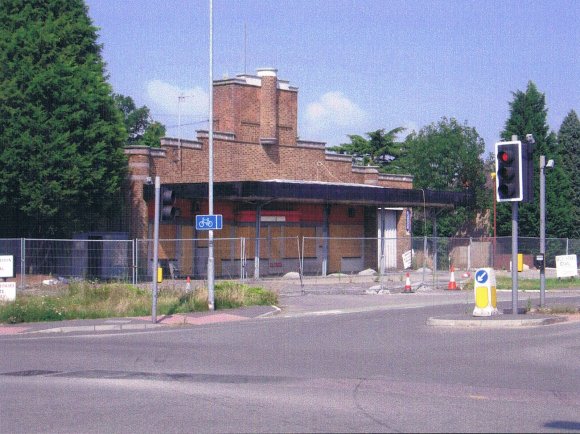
[125,69,414,243]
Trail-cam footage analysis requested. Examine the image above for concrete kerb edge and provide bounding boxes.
[426,315,568,328]
[27,323,163,334]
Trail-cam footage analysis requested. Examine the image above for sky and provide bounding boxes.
[85,0,579,155]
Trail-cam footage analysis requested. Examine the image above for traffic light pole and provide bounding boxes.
[152,176,160,323]
[511,202,519,314]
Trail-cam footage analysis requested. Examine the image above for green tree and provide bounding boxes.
[113,93,166,147]
[403,117,486,237]
[557,110,580,238]
[0,0,127,237]
[328,127,408,173]
[497,82,575,238]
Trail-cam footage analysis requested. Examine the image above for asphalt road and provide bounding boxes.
[1,297,580,433]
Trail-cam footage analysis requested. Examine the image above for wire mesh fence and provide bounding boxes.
[0,236,577,291]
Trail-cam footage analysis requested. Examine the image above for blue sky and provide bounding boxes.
[85,0,579,155]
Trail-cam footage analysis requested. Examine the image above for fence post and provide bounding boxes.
[132,239,136,285]
[20,238,25,289]
[566,238,569,255]
[379,208,385,288]
[468,237,472,270]
[254,206,261,279]
[322,205,330,276]
[240,237,246,281]
[300,237,304,276]
[422,236,427,285]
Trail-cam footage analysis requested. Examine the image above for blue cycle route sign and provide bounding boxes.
[475,269,488,284]
[195,214,223,231]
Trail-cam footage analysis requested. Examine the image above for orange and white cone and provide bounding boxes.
[186,276,191,292]
[447,266,458,290]
[403,273,413,293]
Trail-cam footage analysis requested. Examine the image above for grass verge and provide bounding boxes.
[0,281,278,324]
[496,276,579,291]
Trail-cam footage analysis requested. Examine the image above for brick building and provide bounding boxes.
[125,68,469,278]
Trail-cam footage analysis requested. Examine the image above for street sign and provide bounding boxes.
[475,269,488,284]
[555,254,578,278]
[0,282,16,301]
[0,255,14,278]
[195,214,223,230]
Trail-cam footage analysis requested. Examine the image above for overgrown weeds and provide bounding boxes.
[0,281,277,324]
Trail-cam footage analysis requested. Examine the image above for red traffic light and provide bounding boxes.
[497,150,513,164]
[495,141,523,202]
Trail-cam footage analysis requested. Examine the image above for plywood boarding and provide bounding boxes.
[328,224,364,273]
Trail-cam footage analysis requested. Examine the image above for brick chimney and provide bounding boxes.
[257,68,278,145]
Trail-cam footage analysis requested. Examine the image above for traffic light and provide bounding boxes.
[521,139,535,203]
[495,141,523,202]
[160,187,177,221]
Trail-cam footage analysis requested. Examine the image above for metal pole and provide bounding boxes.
[152,176,160,323]
[178,95,182,160]
[420,189,427,286]
[539,155,546,307]
[322,205,330,276]
[379,208,385,290]
[20,237,25,290]
[511,202,519,314]
[491,172,497,268]
[207,0,215,310]
[132,239,136,285]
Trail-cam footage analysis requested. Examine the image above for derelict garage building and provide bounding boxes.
[125,68,470,278]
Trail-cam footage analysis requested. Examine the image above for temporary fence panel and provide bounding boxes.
[135,237,301,283]
[22,238,133,287]
[2,236,577,291]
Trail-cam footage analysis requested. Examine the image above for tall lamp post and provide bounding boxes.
[539,155,554,307]
[490,172,497,268]
[207,0,215,310]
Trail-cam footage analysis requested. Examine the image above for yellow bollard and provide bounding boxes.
[517,253,524,272]
[157,267,163,284]
[473,268,498,317]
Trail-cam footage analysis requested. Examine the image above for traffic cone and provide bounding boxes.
[186,276,191,292]
[403,273,413,293]
[447,266,458,290]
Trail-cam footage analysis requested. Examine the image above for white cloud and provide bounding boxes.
[145,79,208,118]
[399,120,419,138]
[302,92,368,144]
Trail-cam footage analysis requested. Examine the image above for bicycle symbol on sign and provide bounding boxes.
[198,217,214,228]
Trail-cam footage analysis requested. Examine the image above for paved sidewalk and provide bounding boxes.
[0,304,279,336]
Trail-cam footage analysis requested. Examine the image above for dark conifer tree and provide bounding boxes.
[0,0,127,237]
[497,82,575,238]
[557,110,580,238]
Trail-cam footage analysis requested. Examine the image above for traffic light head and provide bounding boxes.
[160,187,177,221]
[495,141,523,202]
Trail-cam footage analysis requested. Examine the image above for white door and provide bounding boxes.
[377,209,398,270]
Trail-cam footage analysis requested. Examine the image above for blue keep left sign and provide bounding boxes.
[475,269,488,284]
[195,214,223,230]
